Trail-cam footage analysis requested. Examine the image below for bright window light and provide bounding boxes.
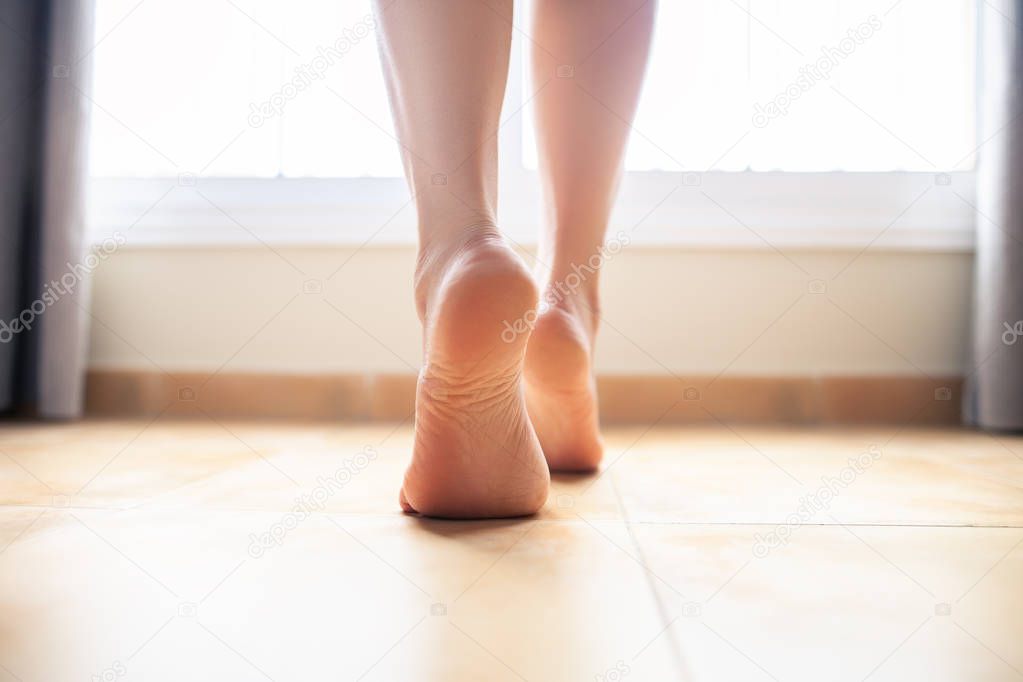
[90,0,975,178]
[89,0,402,178]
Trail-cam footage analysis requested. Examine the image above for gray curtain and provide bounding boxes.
[965,0,1023,430]
[0,1,94,418]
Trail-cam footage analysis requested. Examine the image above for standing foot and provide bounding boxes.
[402,226,550,518]
[524,295,604,472]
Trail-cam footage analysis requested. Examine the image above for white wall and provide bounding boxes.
[86,245,972,377]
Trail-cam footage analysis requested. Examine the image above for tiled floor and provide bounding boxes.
[1,420,1021,681]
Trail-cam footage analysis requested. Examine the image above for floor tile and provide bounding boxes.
[0,509,680,681]
[611,427,1023,526]
[627,522,1023,681]
[0,419,624,521]
[436,519,683,682]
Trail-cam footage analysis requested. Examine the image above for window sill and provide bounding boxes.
[88,171,976,252]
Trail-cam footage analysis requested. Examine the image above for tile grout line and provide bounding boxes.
[608,471,690,679]
[2,504,1021,531]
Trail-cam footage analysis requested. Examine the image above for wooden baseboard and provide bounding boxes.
[84,370,963,425]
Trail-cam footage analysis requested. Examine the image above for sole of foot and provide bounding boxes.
[401,229,550,519]
[524,297,604,473]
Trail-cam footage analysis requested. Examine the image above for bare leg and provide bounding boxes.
[374,0,549,518]
[525,0,656,471]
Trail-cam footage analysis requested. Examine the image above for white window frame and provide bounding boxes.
[86,18,978,252]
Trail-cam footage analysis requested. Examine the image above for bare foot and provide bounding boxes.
[524,294,604,472]
[400,226,550,519]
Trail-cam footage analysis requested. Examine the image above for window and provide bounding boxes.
[89,0,401,178]
[87,0,978,247]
